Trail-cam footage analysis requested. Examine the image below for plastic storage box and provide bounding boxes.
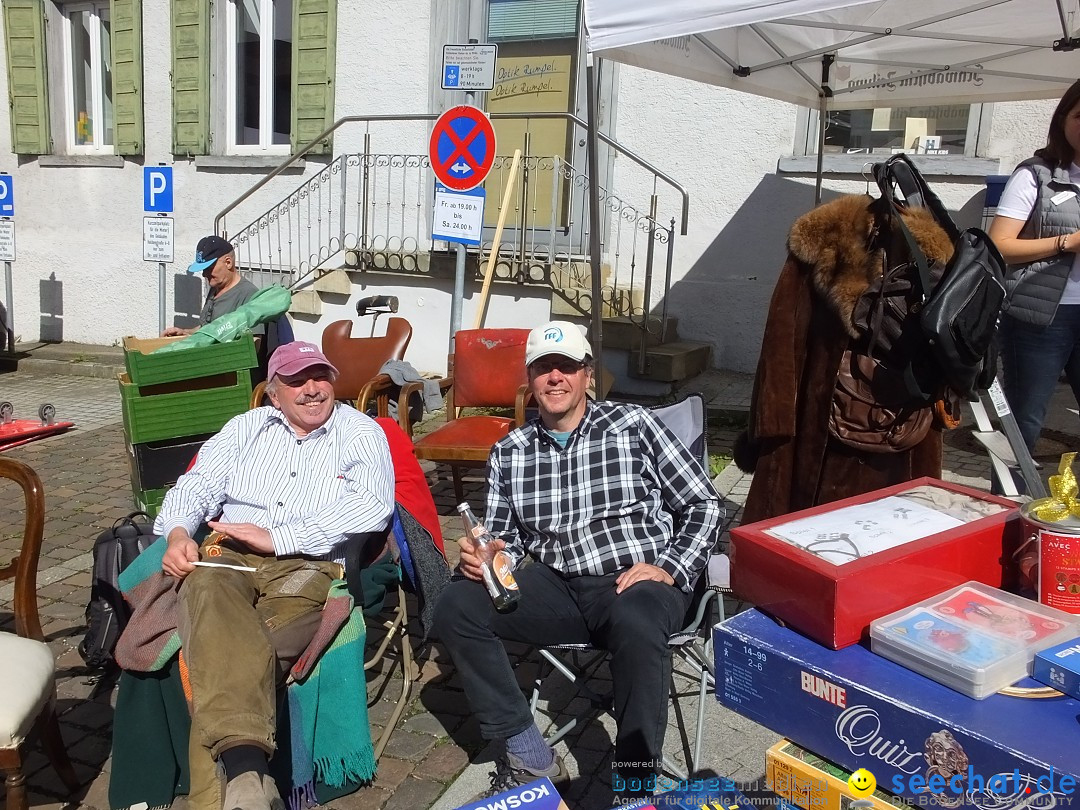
[123,334,257,386]
[870,582,1080,698]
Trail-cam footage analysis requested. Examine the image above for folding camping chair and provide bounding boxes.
[526,392,729,778]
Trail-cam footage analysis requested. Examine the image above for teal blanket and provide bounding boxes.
[113,540,376,810]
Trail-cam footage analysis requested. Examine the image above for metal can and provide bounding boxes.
[1019,503,1080,614]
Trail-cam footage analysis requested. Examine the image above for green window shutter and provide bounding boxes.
[488,0,579,41]
[3,0,50,155]
[111,0,143,155]
[291,0,336,156]
[171,0,208,156]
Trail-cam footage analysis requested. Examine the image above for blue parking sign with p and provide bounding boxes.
[0,175,14,217]
[144,166,173,213]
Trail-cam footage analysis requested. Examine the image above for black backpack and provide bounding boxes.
[78,512,159,670]
[873,154,1009,402]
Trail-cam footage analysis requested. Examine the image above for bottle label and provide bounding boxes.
[492,551,519,591]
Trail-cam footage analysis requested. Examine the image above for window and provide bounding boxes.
[226,0,292,151]
[170,0,334,158]
[822,104,974,156]
[1,0,142,157]
[62,1,114,153]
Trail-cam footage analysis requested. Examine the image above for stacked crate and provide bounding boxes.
[120,334,257,517]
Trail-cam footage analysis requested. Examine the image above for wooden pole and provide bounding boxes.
[473,149,522,329]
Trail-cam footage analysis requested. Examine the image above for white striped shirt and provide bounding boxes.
[154,404,395,564]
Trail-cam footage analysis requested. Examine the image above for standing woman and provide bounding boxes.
[991,79,1080,454]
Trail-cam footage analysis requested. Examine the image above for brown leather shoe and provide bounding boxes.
[223,772,271,810]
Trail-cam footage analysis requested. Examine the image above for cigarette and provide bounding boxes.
[193,561,257,572]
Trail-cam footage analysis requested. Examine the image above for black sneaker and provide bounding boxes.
[475,751,569,800]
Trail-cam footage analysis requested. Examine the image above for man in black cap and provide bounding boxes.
[162,235,262,337]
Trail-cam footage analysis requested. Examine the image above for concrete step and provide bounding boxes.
[1,342,125,379]
[633,340,713,383]
[601,315,679,351]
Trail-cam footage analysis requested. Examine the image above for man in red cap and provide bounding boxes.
[156,341,395,810]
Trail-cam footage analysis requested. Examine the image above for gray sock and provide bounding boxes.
[505,724,555,771]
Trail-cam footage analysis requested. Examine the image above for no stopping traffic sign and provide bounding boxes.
[429,106,496,192]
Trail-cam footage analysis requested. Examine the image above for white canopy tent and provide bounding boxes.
[584,0,1080,110]
[577,0,1080,377]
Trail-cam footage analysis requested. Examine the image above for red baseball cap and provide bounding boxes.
[266,341,339,382]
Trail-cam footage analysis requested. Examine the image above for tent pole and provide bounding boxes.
[586,50,605,393]
[815,54,835,206]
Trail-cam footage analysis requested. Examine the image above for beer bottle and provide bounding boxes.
[457,502,521,610]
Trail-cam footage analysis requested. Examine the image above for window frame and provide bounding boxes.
[781,103,999,176]
[224,0,291,155]
[60,0,114,155]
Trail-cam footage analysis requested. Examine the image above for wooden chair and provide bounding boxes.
[0,458,80,810]
[406,328,531,503]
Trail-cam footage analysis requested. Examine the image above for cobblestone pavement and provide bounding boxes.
[0,366,1072,810]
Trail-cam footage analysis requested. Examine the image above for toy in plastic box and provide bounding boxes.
[870,581,1080,698]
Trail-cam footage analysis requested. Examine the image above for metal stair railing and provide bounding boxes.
[214,113,688,351]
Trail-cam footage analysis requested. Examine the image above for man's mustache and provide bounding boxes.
[295,393,328,405]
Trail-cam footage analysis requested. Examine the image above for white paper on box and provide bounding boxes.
[766,495,964,565]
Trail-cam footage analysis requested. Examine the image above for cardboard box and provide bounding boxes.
[123,334,257,387]
[1032,637,1080,700]
[453,778,568,810]
[132,484,169,520]
[119,369,252,444]
[715,609,1080,810]
[767,739,907,810]
[730,478,1020,648]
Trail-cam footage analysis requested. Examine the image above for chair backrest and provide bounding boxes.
[650,394,730,611]
[0,457,46,641]
[321,317,413,401]
[451,329,530,410]
[651,393,708,470]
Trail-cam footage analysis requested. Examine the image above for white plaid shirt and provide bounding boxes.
[484,400,723,591]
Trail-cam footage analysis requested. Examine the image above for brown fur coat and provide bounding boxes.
[737,194,954,526]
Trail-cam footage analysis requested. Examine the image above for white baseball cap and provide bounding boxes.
[525,321,593,367]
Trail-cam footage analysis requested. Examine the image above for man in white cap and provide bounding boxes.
[162,235,261,337]
[434,320,723,800]
[156,341,394,810]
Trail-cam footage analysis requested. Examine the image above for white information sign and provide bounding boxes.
[0,220,15,262]
[432,185,485,245]
[441,44,498,91]
[143,216,175,263]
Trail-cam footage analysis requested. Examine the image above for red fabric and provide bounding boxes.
[375,416,445,555]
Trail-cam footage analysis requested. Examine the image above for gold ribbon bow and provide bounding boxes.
[1030,452,1080,522]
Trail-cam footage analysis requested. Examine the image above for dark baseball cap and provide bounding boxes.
[187,235,234,274]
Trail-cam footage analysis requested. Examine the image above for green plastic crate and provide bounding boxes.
[133,485,169,520]
[120,369,252,444]
[123,334,257,387]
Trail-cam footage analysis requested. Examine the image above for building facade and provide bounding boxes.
[0,0,1053,376]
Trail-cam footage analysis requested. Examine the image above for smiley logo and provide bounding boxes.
[848,768,876,798]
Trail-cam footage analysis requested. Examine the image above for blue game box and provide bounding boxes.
[715,610,1080,810]
[1032,637,1080,701]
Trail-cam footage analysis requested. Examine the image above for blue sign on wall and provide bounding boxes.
[144,167,173,213]
[0,175,15,217]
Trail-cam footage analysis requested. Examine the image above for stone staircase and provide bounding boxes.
[601,314,712,391]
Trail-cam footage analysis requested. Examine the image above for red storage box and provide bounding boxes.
[730,477,1020,649]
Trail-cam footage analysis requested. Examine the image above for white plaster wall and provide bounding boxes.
[610,65,1055,372]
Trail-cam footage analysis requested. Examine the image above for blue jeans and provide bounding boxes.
[999,306,1080,453]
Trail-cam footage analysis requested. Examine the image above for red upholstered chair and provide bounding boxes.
[408,329,531,503]
[320,316,413,415]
